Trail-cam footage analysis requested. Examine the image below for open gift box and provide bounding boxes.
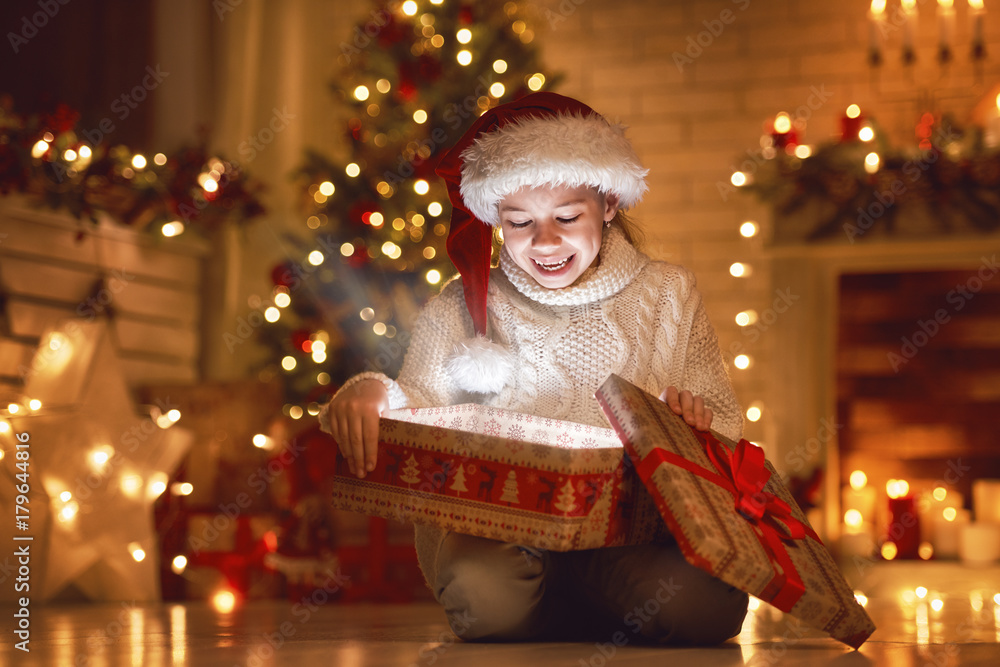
[329,375,875,647]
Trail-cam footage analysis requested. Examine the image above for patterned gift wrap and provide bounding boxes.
[595,374,876,649]
[330,403,669,551]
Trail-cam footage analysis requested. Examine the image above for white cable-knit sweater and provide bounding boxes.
[319,227,743,586]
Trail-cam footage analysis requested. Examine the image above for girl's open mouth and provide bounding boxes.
[533,255,574,273]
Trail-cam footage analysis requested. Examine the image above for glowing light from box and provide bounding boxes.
[886,479,910,499]
[490,82,505,98]
[171,555,187,574]
[346,163,361,178]
[943,506,958,521]
[202,178,218,193]
[846,104,861,119]
[932,486,947,502]
[844,509,864,529]
[881,542,898,560]
[747,597,760,611]
[0,421,9,434]
[360,307,375,321]
[854,592,869,607]
[376,78,391,93]
[970,590,984,611]
[162,221,185,237]
[993,593,1000,605]
[211,590,237,614]
[850,470,868,490]
[312,349,327,364]
[739,221,758,237]
[413,109,428,124]
[423,246,436,259]
[317,372,330,385]
[457,50,472,66]
[167,409,180,423]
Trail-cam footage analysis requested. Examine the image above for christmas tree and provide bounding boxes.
[499,470,519,504]
[553,480,576,514]
[255,0,558,420]
[449,465,468,495]
[399,454,421,485]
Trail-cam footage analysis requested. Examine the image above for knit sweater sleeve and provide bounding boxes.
[317,278,471,434]
[673,271,744,443]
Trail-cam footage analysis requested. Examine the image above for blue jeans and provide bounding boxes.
[433,532,749,644]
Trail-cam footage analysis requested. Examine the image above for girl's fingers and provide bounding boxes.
[363,411,380,472]
[336,412,355,476]
[348,411,367,478]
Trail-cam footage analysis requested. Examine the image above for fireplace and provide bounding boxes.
[762,237,1000,556]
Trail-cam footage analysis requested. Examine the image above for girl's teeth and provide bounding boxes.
[537,258,569,271]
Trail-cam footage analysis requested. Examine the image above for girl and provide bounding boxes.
[321,92,749,644]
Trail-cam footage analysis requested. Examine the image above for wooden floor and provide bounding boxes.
[5,564,1000,666]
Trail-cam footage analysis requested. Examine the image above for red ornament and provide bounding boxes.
[459,5,474,25]
[397,79,417,102]
[290,329,311,350]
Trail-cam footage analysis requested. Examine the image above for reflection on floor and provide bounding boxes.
[4,563,1000,666]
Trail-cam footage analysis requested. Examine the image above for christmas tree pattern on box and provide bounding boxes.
[329,403,670,551]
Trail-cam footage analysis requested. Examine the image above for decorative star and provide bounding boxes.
[0,321,191,601]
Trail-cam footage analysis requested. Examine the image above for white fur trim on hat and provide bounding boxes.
[459,112,649,226]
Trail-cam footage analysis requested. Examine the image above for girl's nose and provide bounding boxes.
[531,221,560,249]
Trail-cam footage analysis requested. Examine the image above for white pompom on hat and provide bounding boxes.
[458,110,648,227]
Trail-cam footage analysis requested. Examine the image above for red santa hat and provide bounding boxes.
[434,92,648,393]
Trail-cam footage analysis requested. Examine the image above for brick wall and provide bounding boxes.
[534,0,1000,450]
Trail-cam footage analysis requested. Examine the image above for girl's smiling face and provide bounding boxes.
[498,184,619,289]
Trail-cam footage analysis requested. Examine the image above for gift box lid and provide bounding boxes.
[595,374,876,649]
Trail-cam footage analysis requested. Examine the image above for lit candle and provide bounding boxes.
[973,478,1000,523]
[869,0,887,64]
[933,506,971,559]
[969,0,986,58]
[960,522,1000,565]
[937,0,955,63]
[886,479,921,559]
[901,0,918,62]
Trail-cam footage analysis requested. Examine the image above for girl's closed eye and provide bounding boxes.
[508,219,532,229]
[557,215,581,223]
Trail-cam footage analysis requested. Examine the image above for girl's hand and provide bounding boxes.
[659,386,713,432]
[327,379,390,478]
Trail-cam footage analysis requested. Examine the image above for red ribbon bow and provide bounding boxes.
[635,435,820,611]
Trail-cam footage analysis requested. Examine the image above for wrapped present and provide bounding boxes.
[594,374,876,649]
[330,403,670,551]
